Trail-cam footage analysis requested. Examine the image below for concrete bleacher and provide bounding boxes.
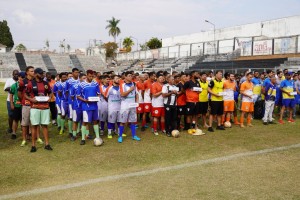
[23,53,48,71]
[77,55,106,72]
[49,54,73,73]
[0,53,20,78]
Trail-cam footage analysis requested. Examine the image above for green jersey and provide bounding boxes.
[10,82,22,108]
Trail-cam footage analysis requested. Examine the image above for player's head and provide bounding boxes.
[46,72,52,80]
[149,72,156,81]
[86,70,94,82]
[215,70,223,80]
[157,74,164,83]
[254,70,260,78]
[72,68,79,79]
[79,73,86,82]
[166,75,174,85]
[25,66,34,78]
[199,72,207,81]
[112,75,120,85]
[139,74,145,82]
[102,75,110,85]
[124,71,133,82]
[246,72,253,81]
[270,76,276,84]
[59,72,68,82]
[229,73,235,81]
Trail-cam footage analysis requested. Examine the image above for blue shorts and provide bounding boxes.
[282,99,296,108]
[61,101,69,117]
[83,110,99,123]
[72,109,82,123]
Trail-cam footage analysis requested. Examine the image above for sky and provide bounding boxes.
[0,0,300,51]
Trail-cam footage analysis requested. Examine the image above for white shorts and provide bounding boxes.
[118,108,137,123]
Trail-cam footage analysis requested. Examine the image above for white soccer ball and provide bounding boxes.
[224,121,232,128]
[171,130,180,138]
[94,138,103,146]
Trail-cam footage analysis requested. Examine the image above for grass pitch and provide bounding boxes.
[0,83,299,200]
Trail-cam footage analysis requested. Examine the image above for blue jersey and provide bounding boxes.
[262,78,271,87]
[264,82,277,101]
[70,83,82,110]
[76,80,100,111]
[66,78,80,104]
[58,81,68,101]
[53,81,61,105]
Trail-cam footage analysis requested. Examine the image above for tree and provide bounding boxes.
[140,43,149,51]
[106,17,121,43]
[45,39,49,50]
[15,43,27,52]
[146,37,162,49]
[0,20,14,50]
[103,42,118,58]
[122,37,134,52]
[67,44,71,52]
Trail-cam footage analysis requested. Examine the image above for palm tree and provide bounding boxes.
[122,37,134,52]
[106,17,121,43]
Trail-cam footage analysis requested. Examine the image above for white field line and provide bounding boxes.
[1,143,299,200]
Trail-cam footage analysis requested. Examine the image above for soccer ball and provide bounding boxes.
[94,138,103,146]
[224,121,232,128]
[171,130,180,138]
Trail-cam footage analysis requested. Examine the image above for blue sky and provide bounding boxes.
[0,0,299,51]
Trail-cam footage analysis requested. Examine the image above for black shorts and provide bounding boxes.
[198,102,209,115]
[177,105,186,115]
[209,101,224,115]
[12,107,22,121]
[186,102,199,115]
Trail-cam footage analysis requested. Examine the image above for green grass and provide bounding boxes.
[0,82,299,200]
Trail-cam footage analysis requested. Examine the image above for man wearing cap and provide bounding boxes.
[278,72,296,124]
[25,68,53,152]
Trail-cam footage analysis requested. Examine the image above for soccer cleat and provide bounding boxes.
[166,132,172,137]
[37,138,44,145]
[118,137,123,143]
[122,134,127,137]
[278,120,284,124]
[162,130,166,134]
[30,146,37,153]
[44,145,53,151]
[234,121,240,125]
[240,124,245,128]
[216,126,225,130]
[247,124,253,127]
[80,140,86,145]
[153,131,159,136]
[107,134,113,139]
[207,127,214,132]
[288,119,295,123]
[132,136,141,141]
[20,140,26,147]
[59,129,64,135]
[11,134,17,140]
[70,136,77,141]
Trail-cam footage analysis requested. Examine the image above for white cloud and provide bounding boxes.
[12,9,35,26]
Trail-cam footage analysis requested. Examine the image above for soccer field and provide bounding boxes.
[0,83,299,200]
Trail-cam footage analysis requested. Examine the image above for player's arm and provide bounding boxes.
[152,85,162,98]
[120,84,135,97]
[207,80,220,97]
[9,88,14,110]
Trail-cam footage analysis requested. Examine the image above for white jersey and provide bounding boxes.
[120,82,136,109]
[151,82,164,108]
[105,85,121,111]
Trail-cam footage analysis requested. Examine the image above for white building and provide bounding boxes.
[0,44,7,53]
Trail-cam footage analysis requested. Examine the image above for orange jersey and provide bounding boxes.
[143,79,153,103]
[177,82,186,106]
[223,80,236,101]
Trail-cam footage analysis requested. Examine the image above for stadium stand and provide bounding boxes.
[69,54,85,72]
[41,54,57,75]
[15,53,27,71]
[49,54,73,73]
[0,53,20,78]
[77,55,106,72]
[23,53,48,72]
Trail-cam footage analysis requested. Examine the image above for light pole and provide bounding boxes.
[205,20,216,69]
[130,36,139,51]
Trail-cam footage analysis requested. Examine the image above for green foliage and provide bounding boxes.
[105,17,121,43]
[15,43,27,52]
[146,37,162,49]
[122,37,134,52]
[103,42,118,58]
[0,20,14,49]
[139,43,149,51]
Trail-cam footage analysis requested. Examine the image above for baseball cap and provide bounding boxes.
[34,68,44,75]
[18,71,26,78]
